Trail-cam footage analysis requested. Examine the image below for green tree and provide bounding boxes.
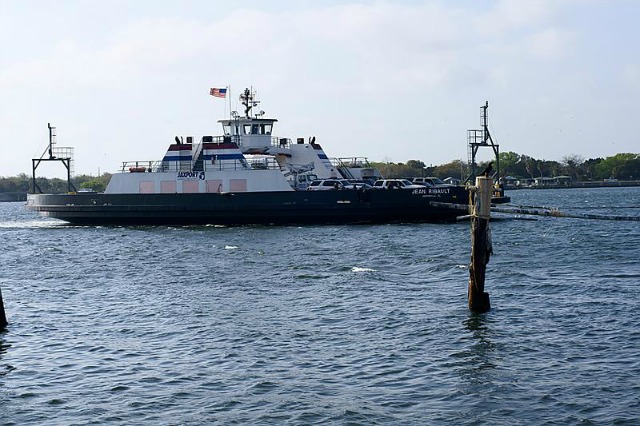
[0,174,30,193]
[74,173,112,192]
[498,151,521,177]
[581,158,601,180]
[619,157,640,180]
[562,154,584,181]
[595,153,638,179]
[406,160,426,170]
[434,160,466,180]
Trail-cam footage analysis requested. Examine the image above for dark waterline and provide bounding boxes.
[1,187,639,424]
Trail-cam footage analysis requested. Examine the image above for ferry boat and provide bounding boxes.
[27,88,469,225]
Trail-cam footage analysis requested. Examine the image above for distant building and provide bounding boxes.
[532,176,572,188]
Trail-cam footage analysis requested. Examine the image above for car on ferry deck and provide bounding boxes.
[306,179,355,190]
[412,177,455,187]
[372,179,424,189]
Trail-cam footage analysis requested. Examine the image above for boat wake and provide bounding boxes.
[0,219,66,229]
[351,266,376,273]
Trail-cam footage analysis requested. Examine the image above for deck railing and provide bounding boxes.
[120,157,282,173]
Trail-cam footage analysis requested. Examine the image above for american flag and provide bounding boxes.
[210,87,227,98]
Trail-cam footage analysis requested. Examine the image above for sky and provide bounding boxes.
[1,0,639,178]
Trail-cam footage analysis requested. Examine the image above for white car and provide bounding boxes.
[307,179,355,190]
[372,179,424,189]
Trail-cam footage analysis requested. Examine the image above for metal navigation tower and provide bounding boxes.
[466,101,501,183]
[31,123,77,193]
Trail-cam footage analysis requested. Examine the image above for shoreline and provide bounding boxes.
[0,192,27,202]
[506,180,640,190]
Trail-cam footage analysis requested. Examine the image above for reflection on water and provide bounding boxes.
[462,313,497,381]
[0,333,15,378]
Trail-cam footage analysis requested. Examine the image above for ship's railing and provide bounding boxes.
[201,135,239,145]
[245,156,281,170]
[198,135,294,150]
[120,158,282,173]
[234,136,293,150]
[270,137,292,149]
[121,161,158,173]
[331,157,373,168]
[202,158,252,171]
[51,146,74,160]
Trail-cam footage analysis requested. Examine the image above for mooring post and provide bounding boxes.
[0,287,7,330]
[468,176,492,312]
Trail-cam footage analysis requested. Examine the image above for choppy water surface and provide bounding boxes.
[1,187,639,425]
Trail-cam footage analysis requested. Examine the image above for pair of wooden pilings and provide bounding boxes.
[468,176,493,313]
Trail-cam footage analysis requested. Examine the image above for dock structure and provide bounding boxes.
[0,287,7,330]
[468,176,492,312]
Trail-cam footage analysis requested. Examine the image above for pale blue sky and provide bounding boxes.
[1,0,638,177]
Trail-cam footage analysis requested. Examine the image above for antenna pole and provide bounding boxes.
[48,122,53,158]
[228,85,232,120]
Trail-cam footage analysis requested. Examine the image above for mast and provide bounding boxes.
[240,87,260,118]
[466,101,501,185]
[31,123,77,193]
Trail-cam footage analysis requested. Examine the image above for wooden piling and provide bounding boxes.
[0,287,7,330]
[469,176,492,313]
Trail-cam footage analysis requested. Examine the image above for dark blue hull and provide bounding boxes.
[27,187,469,225]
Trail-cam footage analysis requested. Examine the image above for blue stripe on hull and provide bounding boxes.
[162,155,193,162]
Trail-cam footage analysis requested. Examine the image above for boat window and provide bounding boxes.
[243,124,251,135]
[251,124,259,134]
[261,124,272,135]
[223,124,231,136]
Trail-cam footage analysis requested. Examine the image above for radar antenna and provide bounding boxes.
[239,88,260,118]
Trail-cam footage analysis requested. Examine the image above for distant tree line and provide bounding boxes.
[0,173,112,194]
[371,152,640,182]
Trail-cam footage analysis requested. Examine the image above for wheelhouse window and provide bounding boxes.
[243,124,260,134]
[223,124,231,135]
[260,124,272,135]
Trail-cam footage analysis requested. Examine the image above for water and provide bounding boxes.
[1,187,639,425]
